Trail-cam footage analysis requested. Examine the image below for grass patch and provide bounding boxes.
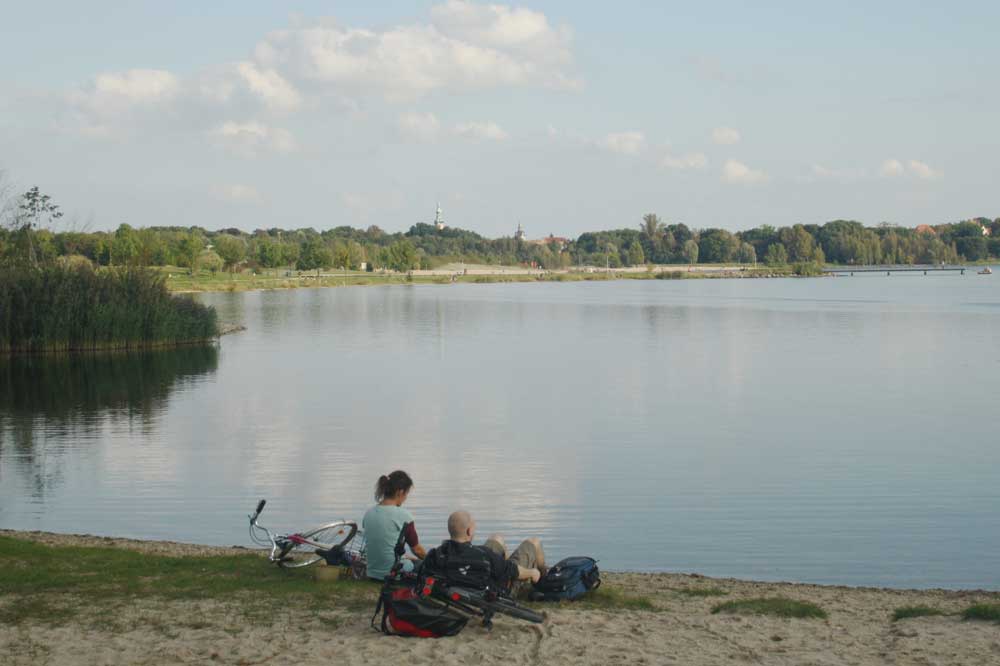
[675,587,728,597]
[532,586,658,612]
[893,605,947,621]
[962,604,1000,623]
[0,536,377,626]
[711,597,827,619]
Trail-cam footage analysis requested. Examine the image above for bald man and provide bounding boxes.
[421,510,544,591]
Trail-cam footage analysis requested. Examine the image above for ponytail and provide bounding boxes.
[375,470,413,502]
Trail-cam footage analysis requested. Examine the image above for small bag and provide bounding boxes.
[372,579,469,638]
[529,556,601,601]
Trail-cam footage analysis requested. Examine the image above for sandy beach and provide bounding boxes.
[2,530,998,666]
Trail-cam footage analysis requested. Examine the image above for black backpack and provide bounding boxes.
[420,541,495,591]
[529,556,601,601]
[371,578,469,638]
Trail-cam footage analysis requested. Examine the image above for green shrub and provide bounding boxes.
[962,604,1000,623]
[711,597,827,619]
[893,606,946,621]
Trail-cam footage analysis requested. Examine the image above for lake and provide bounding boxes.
[2,273,998,589]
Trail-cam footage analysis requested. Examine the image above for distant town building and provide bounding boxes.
[515,223,526,241]
[915,224,936,235]
[434,203,446,230]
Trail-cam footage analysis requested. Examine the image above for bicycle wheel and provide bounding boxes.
[276,521,358,569]
[276,540,324,568]
[302,521,358,548]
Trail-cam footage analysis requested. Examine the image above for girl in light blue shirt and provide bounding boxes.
[362,470,427,580]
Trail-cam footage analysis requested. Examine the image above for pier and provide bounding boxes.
[823,265,969,276]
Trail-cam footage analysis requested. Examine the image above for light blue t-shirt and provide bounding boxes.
[362,504,416,580]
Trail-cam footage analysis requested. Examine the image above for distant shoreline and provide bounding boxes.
[166,264,821,294]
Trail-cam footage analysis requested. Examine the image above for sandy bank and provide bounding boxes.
[2,530,998,666]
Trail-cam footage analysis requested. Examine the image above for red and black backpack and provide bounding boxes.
[371,577,468,638]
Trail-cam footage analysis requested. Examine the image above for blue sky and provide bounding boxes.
[1,1,998,236]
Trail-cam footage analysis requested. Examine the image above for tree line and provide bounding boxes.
[2,181,998,273]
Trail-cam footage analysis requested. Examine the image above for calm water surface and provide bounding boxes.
[2,274,999,589]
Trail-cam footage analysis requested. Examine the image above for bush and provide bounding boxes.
[962,604,1000,623]
[892,606,946,621]
[711,597,827,619]
[0,265,217,352]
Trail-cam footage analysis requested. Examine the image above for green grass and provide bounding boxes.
[962,604,1000,623]
[893,606,947,621]
[565,586,659,611]
[0,536,659,629]
[0,536,377,626]
[675,587,728,597]
[711,597,827,619]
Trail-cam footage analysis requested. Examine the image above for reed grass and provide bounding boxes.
[0,265,217,353]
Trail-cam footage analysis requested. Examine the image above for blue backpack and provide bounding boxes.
[529,556,601,601]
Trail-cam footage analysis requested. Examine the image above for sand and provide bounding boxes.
[2,530,998,666]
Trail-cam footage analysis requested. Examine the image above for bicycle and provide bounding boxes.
[248,499,362,569]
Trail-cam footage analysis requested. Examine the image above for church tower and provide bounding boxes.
[434,203,445,230]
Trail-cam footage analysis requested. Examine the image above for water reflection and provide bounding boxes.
[2,277,999,588]
[0,347,218,497]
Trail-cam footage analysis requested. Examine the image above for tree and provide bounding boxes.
[111,223,139,266]
[387,240,418,272]
[764,242,788,266]
[177,234,203,274]
[213,234,246,273]
[779,224,818,262]
[737,242,756,265]
[682,239,699,264]
[698,228,739,263]
[297,236,333,271]
[199,250,224,274]
[11,186,63,268]
[627,241,645,266]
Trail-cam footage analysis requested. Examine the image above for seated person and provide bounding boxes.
[362,470,426,581]
[421,510,544,591]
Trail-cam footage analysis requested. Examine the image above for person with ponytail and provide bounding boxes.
[362,470,426,580]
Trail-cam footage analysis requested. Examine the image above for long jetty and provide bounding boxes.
[823,265,969,276]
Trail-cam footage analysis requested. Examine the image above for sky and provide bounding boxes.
[1,1,998,237]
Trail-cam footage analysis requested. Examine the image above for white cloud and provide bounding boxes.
[711,126,741,145]
[600,131,645,156]
[430,0,573,65]
[722,159,767,184]
[212,184,263,204]
[880,159,905,178]
[806,164,868,182]
[253,3,579,101]
[454,120,509,141]
[67,69,179,133]
[195,62,302,116]
[397,111,441,140]
[661,152,708,171]
[211,121,296,156]
[907,159,940,180]
[880,158,940,180]
[234,62,302,112]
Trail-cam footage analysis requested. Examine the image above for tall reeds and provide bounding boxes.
[0,265,218,353]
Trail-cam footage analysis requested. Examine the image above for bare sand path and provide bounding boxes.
[2,530,998,666]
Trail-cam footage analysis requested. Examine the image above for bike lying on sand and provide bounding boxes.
[248,499,363,569]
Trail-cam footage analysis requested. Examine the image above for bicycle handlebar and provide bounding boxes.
[256,499,266,515]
